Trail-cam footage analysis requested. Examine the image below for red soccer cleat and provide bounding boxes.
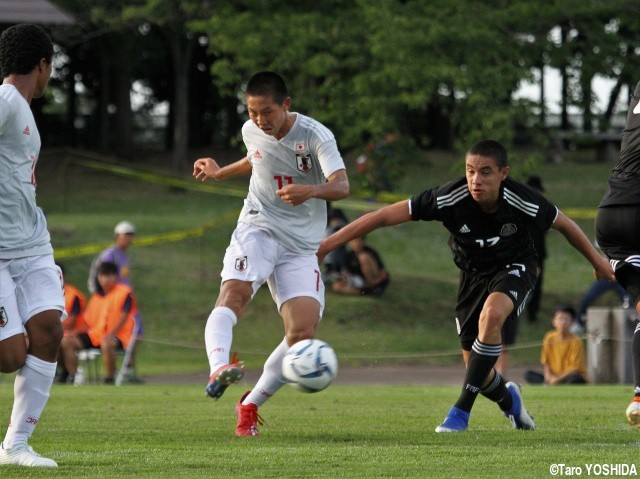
[235,391,264,437]
[205,352,244,399]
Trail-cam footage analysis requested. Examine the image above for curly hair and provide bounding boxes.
[0,24,53,79]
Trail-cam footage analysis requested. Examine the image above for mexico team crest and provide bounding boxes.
[500,223,517,237]
[295,153,313,172]
[235,256,248,272]
[0,307,8,328]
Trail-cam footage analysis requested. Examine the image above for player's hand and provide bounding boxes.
[277,184,314,206]
[193,158,220,182]
[593,256,616,281]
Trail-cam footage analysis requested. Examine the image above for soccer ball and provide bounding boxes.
[282,339,338,393]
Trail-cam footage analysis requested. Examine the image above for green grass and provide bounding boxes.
[0,383,638,478]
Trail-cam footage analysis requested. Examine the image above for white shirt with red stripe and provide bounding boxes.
[0,84,52,259]
[238,113,345,254]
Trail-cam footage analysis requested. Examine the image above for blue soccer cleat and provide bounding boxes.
[435,406,470,433]
[504,382,536,430]
[205,352,244,400]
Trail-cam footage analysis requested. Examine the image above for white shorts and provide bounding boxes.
[221,223,325,316]
[0,254,66,342]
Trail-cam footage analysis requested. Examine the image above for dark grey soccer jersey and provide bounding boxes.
[600,82,640,207]
[410,176,558,274]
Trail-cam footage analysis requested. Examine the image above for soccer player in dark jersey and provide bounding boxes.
[595,82,640,428]
[318,139,614,433]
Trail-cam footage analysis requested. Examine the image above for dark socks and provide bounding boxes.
[454,340,501,413]
[633,322,640,397]
[480,368,513,412]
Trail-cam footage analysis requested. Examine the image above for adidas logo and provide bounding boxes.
[510,290,518,300]
[22,125,30,135]
[253,150,262,159]
[508,270,521,277]
[459,224,470,233]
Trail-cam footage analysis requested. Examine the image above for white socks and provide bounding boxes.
[243,338,289,407]
[205,307,237,375]
[3,355,56,448]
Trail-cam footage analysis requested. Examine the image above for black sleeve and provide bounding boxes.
[505,178,558,231]
[70,296,81,316]
[409,187,442,222]
[122,294,133,313]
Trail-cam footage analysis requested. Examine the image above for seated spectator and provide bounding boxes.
[61,262,138,384]
[332,236,390,296]
[322,205,350,283]
[55,263,87,384]
[525,305,587,385]
[575,279,629,332]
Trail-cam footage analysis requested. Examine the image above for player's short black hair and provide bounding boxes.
[466,140,508,169]
[245,71,288,104]
[97,261,119,276]
[555,304,576,320]
[0,24,53,79]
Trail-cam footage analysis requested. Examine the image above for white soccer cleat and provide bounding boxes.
[0,443,58,468]
[626,399,640,429]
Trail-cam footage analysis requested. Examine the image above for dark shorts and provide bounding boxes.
[456,262,537,350]
[362,276,390,297]
[595,205,640,304]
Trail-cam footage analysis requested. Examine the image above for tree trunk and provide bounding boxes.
[581,73,593,133]
[98,42,110,153]
[114,71,133,158]
[66,46,77,146]
[560,24,570,131]
[539,63,546,128]
[170,32,196,172]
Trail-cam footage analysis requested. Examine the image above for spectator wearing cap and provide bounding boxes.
[88,221,136,294]
[525,305,587,385]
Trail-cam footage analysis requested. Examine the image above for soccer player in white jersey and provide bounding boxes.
[193,71,349,436]
[0,25,65,467]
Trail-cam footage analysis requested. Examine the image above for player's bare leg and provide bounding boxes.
[205,280,252,399]
[1,310,62,468]
[236,296,320,436]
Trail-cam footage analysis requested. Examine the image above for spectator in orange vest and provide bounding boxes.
[61,262,138,384]
[55,263,87,384]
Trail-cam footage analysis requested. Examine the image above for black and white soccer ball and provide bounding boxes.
[282,339,338,393]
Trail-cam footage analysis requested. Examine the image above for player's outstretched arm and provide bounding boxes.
[277,169,349,206]
[551,210,615,281]
[193,156,252,182]
[317,200,411,263]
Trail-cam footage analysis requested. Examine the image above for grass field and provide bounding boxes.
[0,383,638,478]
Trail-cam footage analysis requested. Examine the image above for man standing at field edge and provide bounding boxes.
[193,71,349,436]
[595,81,640,428]
[318,139,614,433]
[0,25,65,467]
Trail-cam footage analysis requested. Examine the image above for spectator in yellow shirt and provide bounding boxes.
[525,305,587,385]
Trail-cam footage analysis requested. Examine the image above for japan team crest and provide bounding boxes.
[235,256,248,272]
[295,153,313,172]
[0,307,8,328]
[500,223,517,237]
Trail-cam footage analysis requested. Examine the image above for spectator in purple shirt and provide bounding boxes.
[88,221,135,294]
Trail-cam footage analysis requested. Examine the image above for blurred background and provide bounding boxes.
[2,0,639,379]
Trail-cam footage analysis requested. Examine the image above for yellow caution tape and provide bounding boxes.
[55,210,240,260]
[63,151,599,218]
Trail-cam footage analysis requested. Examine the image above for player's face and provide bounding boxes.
[246,95,291,139]
[115,233,134,249]
[465,154,509,210]
[33,59,52,99]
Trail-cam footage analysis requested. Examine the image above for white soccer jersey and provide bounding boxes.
[0,84,52,259]
[238,113,345,254]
